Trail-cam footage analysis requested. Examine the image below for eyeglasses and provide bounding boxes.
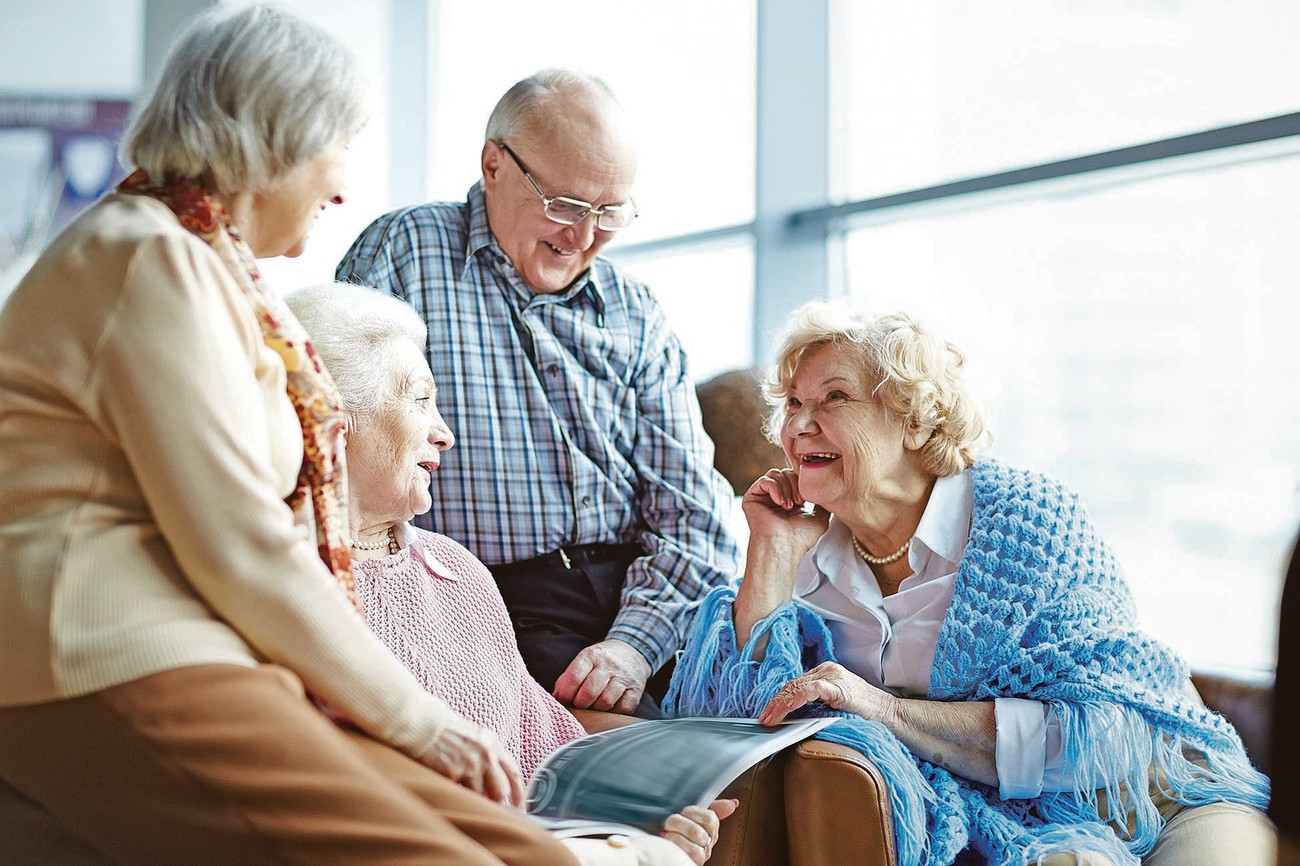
[497,141,638,232]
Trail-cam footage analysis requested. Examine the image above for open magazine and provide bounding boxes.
[524,716,838,838]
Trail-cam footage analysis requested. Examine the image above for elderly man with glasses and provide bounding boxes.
[337,68,741,720]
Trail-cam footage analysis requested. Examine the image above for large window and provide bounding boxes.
[26,1,1290,670]
[830,2,1300,670]
[832,1,1300,200]
[841,154,1300,668]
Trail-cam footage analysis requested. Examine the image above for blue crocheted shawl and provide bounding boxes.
[666,458,1268,866]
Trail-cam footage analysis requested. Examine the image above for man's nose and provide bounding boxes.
[561,214,598,250]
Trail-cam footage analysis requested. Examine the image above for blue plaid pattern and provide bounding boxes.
[336,183,742,669]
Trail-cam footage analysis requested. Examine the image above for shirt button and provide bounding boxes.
[582,495,592,506]
[547,364,558,375]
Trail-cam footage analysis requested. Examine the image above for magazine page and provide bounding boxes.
[524,716,837,836]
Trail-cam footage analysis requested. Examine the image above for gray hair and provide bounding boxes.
[484,68,619,142]
[285,283,427,417]
[121,3,366,194]
[764,301,992,477]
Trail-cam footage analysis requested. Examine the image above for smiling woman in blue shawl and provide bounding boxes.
[667,302,1272,866]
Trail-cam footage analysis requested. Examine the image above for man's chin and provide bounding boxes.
[521,260,585,295]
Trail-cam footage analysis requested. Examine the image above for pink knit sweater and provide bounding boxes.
[351,527,587,781]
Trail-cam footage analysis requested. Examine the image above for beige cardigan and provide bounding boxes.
[0,194,451,760]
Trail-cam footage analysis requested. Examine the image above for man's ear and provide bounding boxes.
[481,140,503,187]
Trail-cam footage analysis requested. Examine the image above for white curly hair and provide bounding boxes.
[763,300,992,477]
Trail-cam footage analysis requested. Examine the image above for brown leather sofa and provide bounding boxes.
[1191,667,1274,776]
[695,366,785,498]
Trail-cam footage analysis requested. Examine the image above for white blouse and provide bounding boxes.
[791,472,1084,799]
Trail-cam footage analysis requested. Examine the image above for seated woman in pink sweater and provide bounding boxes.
[286,283,734,866]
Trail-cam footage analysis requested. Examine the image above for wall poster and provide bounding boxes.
[1,96,132,301]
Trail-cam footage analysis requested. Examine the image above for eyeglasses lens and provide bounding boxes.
[542,198,637,231]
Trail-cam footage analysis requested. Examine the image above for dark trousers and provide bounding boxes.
[490,544,674,720]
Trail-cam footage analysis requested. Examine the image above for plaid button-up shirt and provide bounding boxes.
[336,183,742,669]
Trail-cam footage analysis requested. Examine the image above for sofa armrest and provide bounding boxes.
[1191,667,1274,776]
[710,752,789,866]
[784,740,895,866]
[570,707,646,735]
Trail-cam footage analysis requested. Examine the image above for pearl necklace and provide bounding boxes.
[851,534,912,566]
[352,526,398,554]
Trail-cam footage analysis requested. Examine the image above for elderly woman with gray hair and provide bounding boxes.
[667,301,1273,866]
[285,282,734,866]
[0,5,576,865]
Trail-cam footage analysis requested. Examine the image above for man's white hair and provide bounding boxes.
[484,68,619,143]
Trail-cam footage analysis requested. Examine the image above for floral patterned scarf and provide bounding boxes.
[116,170,363,616]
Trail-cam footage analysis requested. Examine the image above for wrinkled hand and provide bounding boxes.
[757,662,894,727]
[742,468,829,554]
[662,798,738,865]
[417,712,525,806]
[552,639,652,714]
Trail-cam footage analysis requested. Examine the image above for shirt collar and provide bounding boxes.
[911,471,972,569]
[463,180,497,265]
[795,517,861,598]
[461,180,607,317]
[394,523,459,582]
[793,471,973,597]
